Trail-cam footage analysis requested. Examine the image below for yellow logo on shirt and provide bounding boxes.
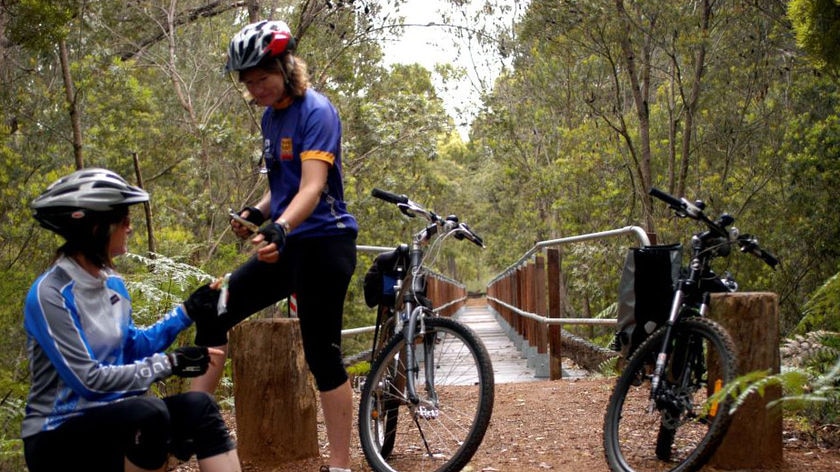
[280,138,293,161]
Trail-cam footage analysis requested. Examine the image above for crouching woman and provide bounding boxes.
[21,168,241,472]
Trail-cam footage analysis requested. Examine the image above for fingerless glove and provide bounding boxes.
[168,346,210,377]
[258,221,287,251]
[240,206,266,227]
[183,284,220,323]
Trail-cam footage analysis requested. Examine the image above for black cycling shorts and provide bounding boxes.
[23,392,234,471]
[195,234,357,392]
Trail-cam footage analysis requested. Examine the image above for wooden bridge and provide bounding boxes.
[451,297,593,382]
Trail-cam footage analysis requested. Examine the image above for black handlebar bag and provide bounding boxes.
[362,245,409,309]
[612,244,682,358]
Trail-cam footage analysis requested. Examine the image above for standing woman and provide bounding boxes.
[190,20,359,472]
[22,168,241,472]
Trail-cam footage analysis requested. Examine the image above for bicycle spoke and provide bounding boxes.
[359,317,494,472]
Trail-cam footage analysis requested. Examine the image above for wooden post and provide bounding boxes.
[523,263,534,348]
[533,255,548,354]
[547,249,563,379]
[515,267,525,341]
[708,292,783,469]
[229,318,319,466]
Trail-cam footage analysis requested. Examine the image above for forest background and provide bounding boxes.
[1,0,839,468]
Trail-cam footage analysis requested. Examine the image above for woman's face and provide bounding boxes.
[108,215,132,258]
[240,68,287,107]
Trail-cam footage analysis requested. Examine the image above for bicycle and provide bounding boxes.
[357,188,495,472]
[603,187,779,472]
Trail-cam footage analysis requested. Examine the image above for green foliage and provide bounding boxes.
[596,356,620,377]
[1,0,840,457]
[782,331,840,375]
[796,274,840,333]
[715,369,810,416]
[719,332,840,444]
[119,252,216,324]
[5,0,76,48]
[346,361,371,377]
[788,0,840,73]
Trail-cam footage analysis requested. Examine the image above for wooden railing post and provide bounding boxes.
[533,254,548,377]
[523,262,534,351]
[515,266,525,344]
[547,249,563,379]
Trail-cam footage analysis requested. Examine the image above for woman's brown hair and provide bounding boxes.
[56,206,129,269]
[246,53,310,97]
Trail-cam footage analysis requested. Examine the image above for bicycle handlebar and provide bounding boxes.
[649,187,704,218]
[649,187,779,269]
[371,188,485,248]
[737,234,780,268]
[371,188,408,205]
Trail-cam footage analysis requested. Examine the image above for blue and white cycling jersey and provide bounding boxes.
[21,255,191,438]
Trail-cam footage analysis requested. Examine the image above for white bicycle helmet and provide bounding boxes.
[32,168,149,234]
[225,20,296,72]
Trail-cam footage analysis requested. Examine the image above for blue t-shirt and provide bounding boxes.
[261,89,358,239]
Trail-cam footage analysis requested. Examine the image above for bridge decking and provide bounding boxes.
[454,303,541,383]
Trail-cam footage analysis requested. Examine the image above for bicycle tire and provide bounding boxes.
[603,317,737,472]
[358,315,495,472]
[371,314,401,458]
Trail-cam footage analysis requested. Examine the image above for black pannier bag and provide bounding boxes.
[363,244,409,308]
[612,244,682,358]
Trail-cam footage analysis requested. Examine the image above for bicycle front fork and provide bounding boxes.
[403,306,439,408]
[648,290,711,413]
[648,288,686,410]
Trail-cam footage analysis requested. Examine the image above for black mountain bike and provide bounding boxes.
[603,187,779,472]
[357,189,495,472]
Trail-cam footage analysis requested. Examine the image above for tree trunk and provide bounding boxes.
[677,0,712,198]
[615,0,655,231]
[131,153,156,255]
[229,318,319,466]
[58,39,83,169]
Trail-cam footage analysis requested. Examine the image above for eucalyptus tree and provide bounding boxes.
[467,1,838,328]
[788,0,840,76]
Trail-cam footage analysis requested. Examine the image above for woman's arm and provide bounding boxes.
[254,159,328,263]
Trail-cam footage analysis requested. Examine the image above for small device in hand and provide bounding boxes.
[228,209,259,233]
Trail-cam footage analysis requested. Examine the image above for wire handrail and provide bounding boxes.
[486,296,616,326]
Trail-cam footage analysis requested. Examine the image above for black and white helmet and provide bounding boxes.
[32,168,148,235]
[225,20,296,72]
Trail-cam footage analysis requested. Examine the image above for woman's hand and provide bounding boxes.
[208,347,225,368]
[231,207,264,239]
[252,222,286,263]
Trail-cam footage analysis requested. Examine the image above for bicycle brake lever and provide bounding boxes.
[397,203,416,218]
[460,223,485,248]
[680,198,703,218]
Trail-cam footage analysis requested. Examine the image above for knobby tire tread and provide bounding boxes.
[603,317,737,472]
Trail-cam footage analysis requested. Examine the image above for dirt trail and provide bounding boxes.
[173,377,840,472]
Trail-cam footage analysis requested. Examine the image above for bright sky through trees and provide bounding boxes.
[382,0,526,139]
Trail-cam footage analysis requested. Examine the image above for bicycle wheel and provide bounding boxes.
[369,311,401,458]
[603,317,737,472]
[358,315,495,472]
